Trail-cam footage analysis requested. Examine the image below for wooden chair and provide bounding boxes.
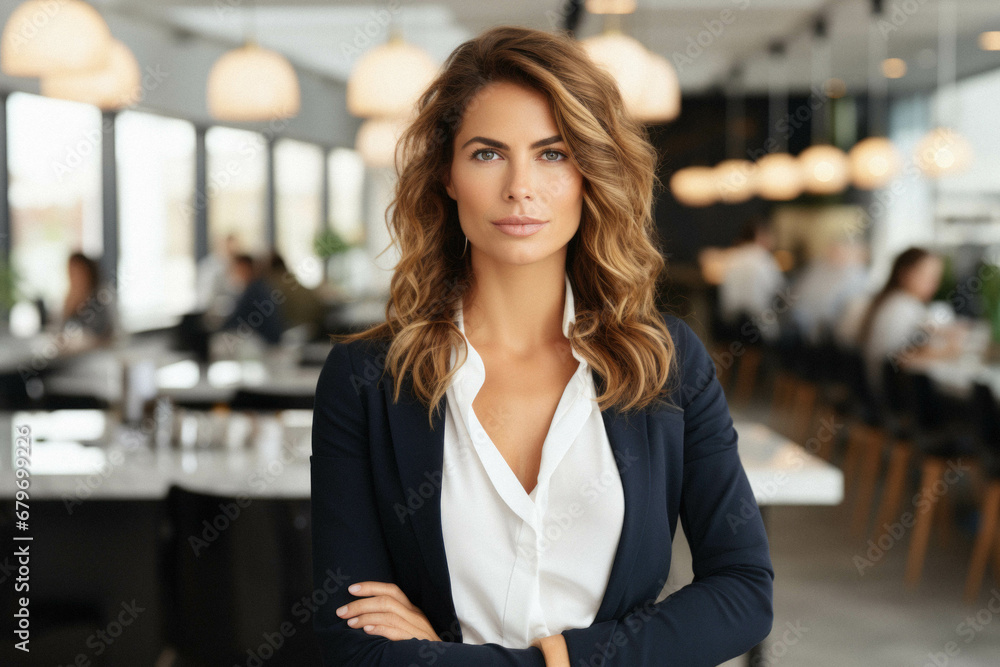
[964,383,1000,603]
[844,421,890,537]
[731,345,763,410]
[898,372,979,589]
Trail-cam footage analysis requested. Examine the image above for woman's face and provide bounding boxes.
[67,259,89,291]
[443,81,584,267]
[902,255,943,301]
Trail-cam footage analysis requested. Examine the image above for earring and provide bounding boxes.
[461,234,468,257]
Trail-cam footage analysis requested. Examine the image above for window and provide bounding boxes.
[7,92,102,318]
[274,138,324,288]
[206,126,268,255]
[327,147,366,245]
[116,111,196,330]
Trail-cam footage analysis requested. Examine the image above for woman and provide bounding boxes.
[856,246,964,393]
[60,251,116,346]
[311,26,773,666]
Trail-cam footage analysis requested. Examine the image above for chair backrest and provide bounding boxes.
[230,389,315,412]
[159,484,319,665]
[971,382,1000,455]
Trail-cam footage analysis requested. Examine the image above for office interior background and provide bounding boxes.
[1,0,1000,665]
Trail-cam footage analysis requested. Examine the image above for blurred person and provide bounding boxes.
[717,218,786,342]
[310,25,772,667]
[196,232,241,314]
[857,246,965,392]
[58,252,117,349]
[218,254,285,346]
[264,252,324,335]
[791,239,869,345]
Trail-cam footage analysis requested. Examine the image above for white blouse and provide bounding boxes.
[439,272,625,648]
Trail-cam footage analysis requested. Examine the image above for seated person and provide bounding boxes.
[57,252,118,351]
[264,252,324,336]
[717,219,786,342]
[857,246,965,393]
[218,254,285,346]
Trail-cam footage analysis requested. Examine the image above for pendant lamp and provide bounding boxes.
[346,28,437,119]
[1,0,111,77]
[41,39,141,110]
[207,41,300,121]
[915,0,971,177]
[757,42,803,201]
[849,1,902,189]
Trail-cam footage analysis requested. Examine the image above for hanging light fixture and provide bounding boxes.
[207,2,300,121]
[40,39,141,110]
[580,14,653,118]
[916,0,971,177]
[799,145,851,194]
[1,0,112,77]
[355,115,412,169]
[713,67,756,203]
[634,51,680,123]
[207,41,300,121]
[585,0,637,13]
[757,41,803,201]
[799,17,850,195]
[346,27,438,119]
[714,159,758,203]
[757,153,804,201]
[849,0,902,189]
[914,126,972,177]
[670,166,717,207]
[850,137,902,189]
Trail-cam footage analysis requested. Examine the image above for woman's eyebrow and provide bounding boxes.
[460,135,563,150]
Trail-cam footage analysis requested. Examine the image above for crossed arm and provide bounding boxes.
[310,318,773,666]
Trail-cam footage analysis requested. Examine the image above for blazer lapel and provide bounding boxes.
[383,375,457,633]
[383,367,651,636]
[591,369,651,623]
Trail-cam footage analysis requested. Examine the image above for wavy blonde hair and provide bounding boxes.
[334,25,677,427]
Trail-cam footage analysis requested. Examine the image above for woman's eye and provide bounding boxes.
[471,149,567,162]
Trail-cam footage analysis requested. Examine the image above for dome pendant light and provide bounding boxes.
[1,0,112,77]
[757,41,803,201]
[849,1,902,189]
[915,0,972,177]
[41,39,142,110]
[799,17,849,195]
[346,27,438,119]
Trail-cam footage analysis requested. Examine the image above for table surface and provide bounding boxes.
[904,354,1000,398]
[0,408,842,505]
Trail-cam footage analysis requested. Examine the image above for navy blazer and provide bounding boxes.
[310,313,774,666]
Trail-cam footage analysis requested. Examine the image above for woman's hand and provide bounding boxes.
[531,633,570,667]
[336,581,443,642]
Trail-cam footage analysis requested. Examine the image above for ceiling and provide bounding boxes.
[93,0,1000,96]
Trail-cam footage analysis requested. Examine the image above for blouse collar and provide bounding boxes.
[450,272,587,386]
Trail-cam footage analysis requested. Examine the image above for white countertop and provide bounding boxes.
[734,420,844,506]
[1,412,842,505]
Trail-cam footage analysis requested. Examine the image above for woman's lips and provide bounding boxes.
[491,216,548,237]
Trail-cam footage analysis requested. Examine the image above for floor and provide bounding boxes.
[664,402,1000,667]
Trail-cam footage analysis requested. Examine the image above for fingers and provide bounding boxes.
[348,581,416,610]
[337,581,440,642]
[347,611,430,641]
[337,592,413,622]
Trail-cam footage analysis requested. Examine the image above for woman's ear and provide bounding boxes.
[441,170,456,201]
